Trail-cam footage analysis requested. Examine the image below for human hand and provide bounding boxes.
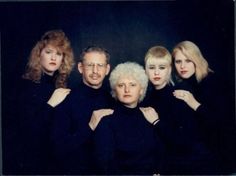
[140,107,160,125]
[89,109,114,131]
[173,89,201,111]
[47,88,71,107]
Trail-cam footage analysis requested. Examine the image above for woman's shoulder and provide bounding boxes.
[200,72,219,88]
[18,77,40,93]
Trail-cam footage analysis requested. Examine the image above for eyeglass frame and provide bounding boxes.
[82,62,108,70]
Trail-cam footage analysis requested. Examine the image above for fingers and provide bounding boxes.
[93,109,114,118]
[89,109,114,131]
[140,107,155,116]
[173,90,189,100]
[53,88,71,98]
[140,107,155,112]
[140,107,159,124]
[55,88,71,94]
[99,109,114,117]
[48,88,71,107]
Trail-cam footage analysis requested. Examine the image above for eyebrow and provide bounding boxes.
[148,64,167,66]
[44,47,55,51]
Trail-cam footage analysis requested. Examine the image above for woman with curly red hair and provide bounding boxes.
[5,30,75,174]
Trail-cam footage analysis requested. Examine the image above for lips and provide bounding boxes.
[90,74,101,80]
[180,70,188,75]
[49,62,56,66]
[123,95,131,98]
[153,77,161,81]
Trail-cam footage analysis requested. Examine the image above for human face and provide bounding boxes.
[145,58,171,90]
[40,45,63,76]
[115,77,143,108]
[174,50,195,79]
[78,52,110,89]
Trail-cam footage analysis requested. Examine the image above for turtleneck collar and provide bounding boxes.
[185,75,198,87]
[41,73,55,84]
[79,82,104,96]
[149,84,173,96]
[114,101,140,115]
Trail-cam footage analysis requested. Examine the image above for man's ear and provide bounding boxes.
[105,64,111,75]
[78,62,83,74]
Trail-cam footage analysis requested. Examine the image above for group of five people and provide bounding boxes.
[3,29,235,175]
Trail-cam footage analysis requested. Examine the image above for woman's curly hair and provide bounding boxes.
[22,30,75,88]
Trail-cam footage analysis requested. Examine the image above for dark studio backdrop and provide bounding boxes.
[0,0,235,172]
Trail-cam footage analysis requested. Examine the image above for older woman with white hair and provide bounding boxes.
[94,62,165,175]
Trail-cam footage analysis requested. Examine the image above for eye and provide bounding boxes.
[45,50,51,54]
[56,52,62,56]
[117,84,124,88]
[85,63,94,68]
[186,59,192,63]
[148,65,156,70]
[175,60,181,64]
[97,63,106,68]
[159,66,166,70]
[130,83,137,87]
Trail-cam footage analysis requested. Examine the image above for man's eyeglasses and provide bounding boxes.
[83,62,107,70]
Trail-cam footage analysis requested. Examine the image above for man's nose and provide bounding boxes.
[92,64,98,73]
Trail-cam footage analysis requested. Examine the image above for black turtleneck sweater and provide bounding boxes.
[141,84,219,174]
[51,83,114,174]
[175,73,236,174]
[94,102,165,175]
[5,74,56,174]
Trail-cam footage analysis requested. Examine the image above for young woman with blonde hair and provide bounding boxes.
[142,45,219,174]
[172,40,231,174]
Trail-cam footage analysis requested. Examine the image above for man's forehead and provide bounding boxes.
[83,52,107,62]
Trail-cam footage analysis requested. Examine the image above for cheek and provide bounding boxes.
[40,57,47,66]
[190,65,196,72]
[57,55,63,62]
[116,90,123,99]
[163,71,169,79]
[175,65,181,72]
[146,70,154,78]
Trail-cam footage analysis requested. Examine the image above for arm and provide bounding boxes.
[50,102,93,160]
[140,106,195,151]
[94,117,116,174]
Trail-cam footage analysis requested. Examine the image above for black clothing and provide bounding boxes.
[142,84,219,174]
[3,74,56,174]
[51,83,114,174]
[94,102,165,175]
[176,73,236,174]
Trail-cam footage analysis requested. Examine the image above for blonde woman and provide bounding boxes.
[142,45,219,174]
[172,41,227,173]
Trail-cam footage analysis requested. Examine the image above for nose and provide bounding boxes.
[124,85,130,93]
[180,62,185,68]
[92,64,98,73]
[154,68,159,75]
[51,53,56,61]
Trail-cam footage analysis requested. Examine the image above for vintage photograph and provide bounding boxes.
[1,0,235,175]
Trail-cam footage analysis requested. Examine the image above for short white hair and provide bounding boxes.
[109,62,148,102]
